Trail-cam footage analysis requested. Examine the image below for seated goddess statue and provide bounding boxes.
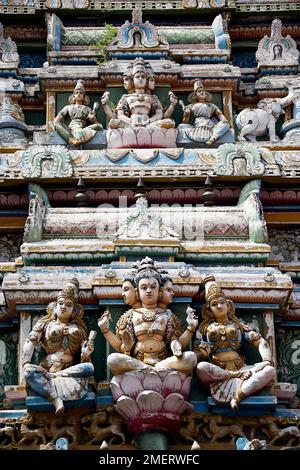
[98,257,198,375]
[53,80,102,146]
[22,279,96,416]
[178,79,231,145]
[194,275,276,410]
[101,58,178,148]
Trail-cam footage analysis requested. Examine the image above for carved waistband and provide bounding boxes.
[211,354,245,371]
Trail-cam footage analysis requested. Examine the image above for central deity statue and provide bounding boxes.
[98,257,198,375]
[101,58,178,148]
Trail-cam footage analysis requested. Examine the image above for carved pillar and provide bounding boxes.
[18,311,31,385]
[263,310,277,379]
[18,312,39,384]
[222,90,233,128]
[46,92,56,132]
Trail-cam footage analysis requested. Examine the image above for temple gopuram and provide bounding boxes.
[1,0,300,452]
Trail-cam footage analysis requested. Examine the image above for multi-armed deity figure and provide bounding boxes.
[178,79,231,145]
[194,275,276,410]
[101,58,178,148]
[98,257,198,375]
[22,279,96,415]
[53,79,102,146]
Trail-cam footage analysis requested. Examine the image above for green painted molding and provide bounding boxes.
[161,29,215,45]
[23,253,117,265]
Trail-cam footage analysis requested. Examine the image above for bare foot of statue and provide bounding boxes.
[51,397,64,416]
[230,389,245,411]
[230,396,239,411]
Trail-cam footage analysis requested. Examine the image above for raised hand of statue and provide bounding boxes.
[98,309,111,334]
[169,91,178,106]
[186,306,199,331]
[171,339,182,357]
[121,330,134,355]
[194,331,211,358]
[101,91,110,106]
[87,102,99,123]
[81,330,97,362]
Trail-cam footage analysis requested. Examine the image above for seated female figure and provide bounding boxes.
[179,79,230,145]
[53,80,102,146]
[194,275,276,410]
[22,279,96,415]
[98,258,197,376]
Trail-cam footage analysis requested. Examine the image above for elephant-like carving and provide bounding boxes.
[236,86,295,142]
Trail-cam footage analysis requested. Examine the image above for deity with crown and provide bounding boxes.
[194,275,276,410]
[101,58,178,148]
[53,79,102,146]
[22,279,96,415]
[98,258,198,434]
[178,79,232,145]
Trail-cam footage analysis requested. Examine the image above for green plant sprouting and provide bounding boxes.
[91,23,118,64]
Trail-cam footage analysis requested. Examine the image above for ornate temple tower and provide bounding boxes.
[0,1,300,452]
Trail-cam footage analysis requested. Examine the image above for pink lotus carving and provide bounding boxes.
[110,370,193,434]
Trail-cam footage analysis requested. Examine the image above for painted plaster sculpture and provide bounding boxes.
[98,257,197,375]
[0,96,28,145]
[256,18,299,71]
[22,279,96,415]
[53,79,102,146]
[0,96,25,122]
[194,275,276,410]
[98,258,198,438]
[178,79,231,145]
[101,58,178,148]
[236,86,295,142]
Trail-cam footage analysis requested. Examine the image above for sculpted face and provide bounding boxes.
[161,280,174,306]
[122,280,137,306]
[56,297,74,323]
[209,296,228,322]
[148,76,155,91]
[74,89,85,104]
[138,276,160,308]
[133,71,147,90]
[196,89,208,102]
[123,75,133,92]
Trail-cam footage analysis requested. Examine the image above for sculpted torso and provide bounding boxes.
[44,320,85,371]
[130,308,170,364]
[206,321,242,363]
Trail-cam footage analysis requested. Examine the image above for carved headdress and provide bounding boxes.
[69,80,89,105]
[203,274,226,304]
[189,78,212,103]
[130,256,164,287]
[57,278,80,304]
[124,58,154,79]
[74,79,86,94]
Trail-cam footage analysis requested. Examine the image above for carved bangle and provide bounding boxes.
[187,325,196,333]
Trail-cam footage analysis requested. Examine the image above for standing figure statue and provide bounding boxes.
[194,275,275,410]
[22,279,96,416]
[178,79,231,145]
[101,58,178,148]
[98,257,198,375]
[53,79,102,146]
